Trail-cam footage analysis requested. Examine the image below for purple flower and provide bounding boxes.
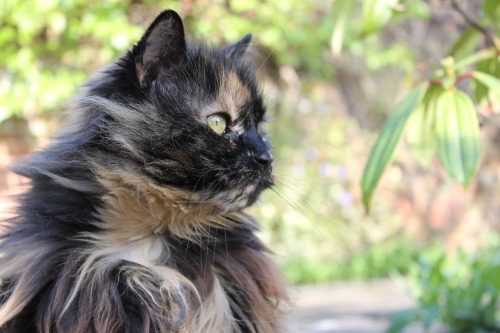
[319,162,332,178]
[336,165,348,180]
[336,190,353,207]
[306,147,320,162]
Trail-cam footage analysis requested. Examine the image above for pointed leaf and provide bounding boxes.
[486,265,500,291]
[453,48,496,71]
[473,58,497,103]
[435,90,481,187]
[362,84,427,211]
[483,0,500,19]
[407,85,444,166]
[449,27,481,62]
[362,0,399,36]
[387,308,420,333]
[473,69,500,102]
[331,0,356,56]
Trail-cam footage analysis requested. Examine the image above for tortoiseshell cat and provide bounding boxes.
[0,10,289,333]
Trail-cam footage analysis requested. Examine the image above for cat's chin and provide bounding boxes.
[212,199,253,214]
[208,179,271,213]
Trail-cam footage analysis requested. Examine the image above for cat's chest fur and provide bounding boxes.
[79,189,286,333]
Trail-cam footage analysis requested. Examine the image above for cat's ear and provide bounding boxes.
[223,33,252,62]
[134,10,187,88]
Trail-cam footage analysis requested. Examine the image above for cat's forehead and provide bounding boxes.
[199,70,248,122]
[196,63,264,130]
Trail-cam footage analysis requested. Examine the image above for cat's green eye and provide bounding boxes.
[207,114,227,134]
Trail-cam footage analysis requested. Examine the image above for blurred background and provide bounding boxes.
[1,0,499,332]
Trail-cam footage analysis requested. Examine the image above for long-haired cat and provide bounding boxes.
[0,10,289,333]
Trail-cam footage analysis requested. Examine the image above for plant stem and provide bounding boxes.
[450,0,499,49]
[429,71,473,86]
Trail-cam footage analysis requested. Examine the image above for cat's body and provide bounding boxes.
[0,10,288,333]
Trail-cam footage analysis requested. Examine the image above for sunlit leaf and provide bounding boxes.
[435,90,481,187]
[361,84,427,212]
[473,58,496,103]
[422,304,441,328]
[473,69,500,102]
[330,0,356,56]
[387,308,420,333]
[482,291,499,325]
[407,85,444,166]
[483,0,500,19]
[453,48,496,71]
[486,265,500,291]
[449,27,481,62]
[362,0,399,36]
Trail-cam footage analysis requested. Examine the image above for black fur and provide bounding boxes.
[0,10,288,333]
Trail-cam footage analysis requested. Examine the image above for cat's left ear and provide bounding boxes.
[223,34,252,62]
[134,10,187,88]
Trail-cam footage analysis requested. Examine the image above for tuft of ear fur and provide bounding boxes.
[134,10,187,88]
[223,33,252,62]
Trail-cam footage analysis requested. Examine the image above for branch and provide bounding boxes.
[429,71,474,85]
[450,0,499,49]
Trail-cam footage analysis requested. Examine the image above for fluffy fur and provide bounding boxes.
[0,10,289,333]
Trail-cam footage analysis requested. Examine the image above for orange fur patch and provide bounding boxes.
[199,70,250,132]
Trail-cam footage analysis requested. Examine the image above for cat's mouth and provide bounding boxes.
[207,172,273,213]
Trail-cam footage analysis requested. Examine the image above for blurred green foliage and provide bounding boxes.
[184,0,336,77]
[0,0,143,122]
[389,236,500,332]
[284,236,423,285]
[0,0,433,123]
[332,0,429,72]
[0,0,340,123]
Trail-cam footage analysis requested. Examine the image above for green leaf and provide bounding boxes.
[473,58,497,103]
[485,265,500,291]
[449,27,481,62]
[482,290,499,326]
[387,308,420,333]
[472,69,500,102]
[361,0,399,36]
[422,304,441,328]
[330,0,356,55]
[361,84,427,212]
[483,0,500,19]
[435,90,481,187]
[407,85,445,166]
[453,48,496,72]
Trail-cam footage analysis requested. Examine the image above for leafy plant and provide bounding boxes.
[283,236,423,285]
[388,238,500,332]
[0,0,143,123]
[332,0,500,211]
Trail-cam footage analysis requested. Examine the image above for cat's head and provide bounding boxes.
[85,10,273,213]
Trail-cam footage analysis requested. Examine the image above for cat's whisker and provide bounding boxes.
[271,177,353,243]
[186,166,225,221]
[256,50,273,75]
[272,175,375,256]
[268,186,346,251]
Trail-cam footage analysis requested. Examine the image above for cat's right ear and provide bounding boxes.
[223,34,252,62]
[133,10,187,89]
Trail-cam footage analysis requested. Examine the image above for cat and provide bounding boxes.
[0,9,289,333]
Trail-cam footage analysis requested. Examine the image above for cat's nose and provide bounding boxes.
[253,151,273,166]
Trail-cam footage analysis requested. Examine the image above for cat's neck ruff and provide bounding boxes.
[95,164,245,243]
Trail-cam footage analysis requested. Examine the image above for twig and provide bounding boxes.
[450,0,498,48]
[429,71,474,85]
